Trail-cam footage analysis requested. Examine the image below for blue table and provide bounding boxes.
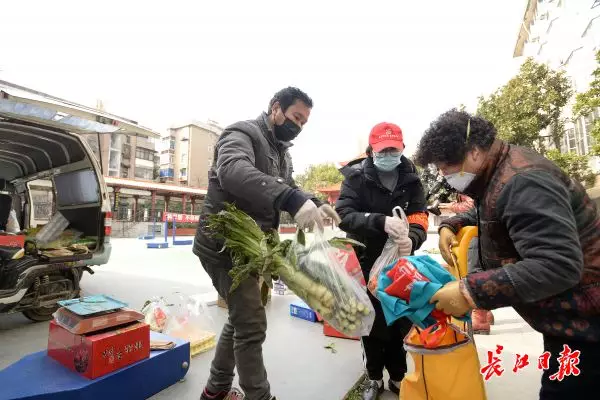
[0,332,190,400]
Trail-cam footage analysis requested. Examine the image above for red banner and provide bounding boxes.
[162,213,200,223]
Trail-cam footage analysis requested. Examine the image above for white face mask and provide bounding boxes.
[444,172,476,193]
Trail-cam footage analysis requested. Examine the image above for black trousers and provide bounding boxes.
[539,334,600,399]
[361,291,412,382]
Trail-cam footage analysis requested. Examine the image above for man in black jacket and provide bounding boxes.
[194,87,341,400]
[336,122,429,400]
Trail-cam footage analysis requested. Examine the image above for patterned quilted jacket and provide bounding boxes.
[441,140,600,342]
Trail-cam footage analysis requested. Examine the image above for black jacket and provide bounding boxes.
[193,113,319,257]
[336,156,428,277]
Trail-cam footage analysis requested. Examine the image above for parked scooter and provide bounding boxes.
[0,242,94,321]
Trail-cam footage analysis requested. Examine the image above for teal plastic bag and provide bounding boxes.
[376,255,470,329]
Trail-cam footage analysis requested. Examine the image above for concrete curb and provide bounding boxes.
[342,373,366,400]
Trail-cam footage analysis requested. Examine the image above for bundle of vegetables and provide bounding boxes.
[207,203,375,337]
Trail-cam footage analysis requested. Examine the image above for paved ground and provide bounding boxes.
[0,233,546,399]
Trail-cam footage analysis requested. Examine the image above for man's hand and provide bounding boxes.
[429,281,471,317]
[385,217,407,238]
[439,227,458,266]
[319,204,342,225]
[294,200,325,230]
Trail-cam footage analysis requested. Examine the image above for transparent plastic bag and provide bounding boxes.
[6,210,20,233]
[164,292,217,355]
[36,212,69,245]
[141,297,170,333]
[163,292,215,335]
[289,229,375,337]
[368,206,411,297]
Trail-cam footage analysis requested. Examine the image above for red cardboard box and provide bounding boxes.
[323,321,359,341]
[333,244,365,288]
[48,320,150,379]
[0,235,25,248]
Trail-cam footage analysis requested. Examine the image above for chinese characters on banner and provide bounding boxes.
[480,344,581,382]
[162,212,200,224]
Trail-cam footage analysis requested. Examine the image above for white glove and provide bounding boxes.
[384,216,407,239]
[394,234,413,256]
[319,204,342,225]
[294,200,324,230]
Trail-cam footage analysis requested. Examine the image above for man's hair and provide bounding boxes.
[414,109,497,167]
[267,87,313,114]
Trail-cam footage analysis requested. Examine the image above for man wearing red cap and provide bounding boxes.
[336,122,429,399]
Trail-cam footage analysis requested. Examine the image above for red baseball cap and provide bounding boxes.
[369,122,404,152]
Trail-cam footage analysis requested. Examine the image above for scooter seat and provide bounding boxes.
[0,245,23,262]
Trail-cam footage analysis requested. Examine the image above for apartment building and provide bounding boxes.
[514,0,600,170]
[158,120,223,187]
[82,132,159,180]
[80,100,160,180]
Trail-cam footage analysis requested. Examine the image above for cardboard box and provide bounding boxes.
[323,321,359,341]
[48,320,150,379]
[290,301,318,322]
[0,235,25,248]
[53,307,145,335]
[333,245,366,287]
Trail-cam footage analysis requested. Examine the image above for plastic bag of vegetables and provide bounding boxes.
[286,229,375,336]
[206,203,375,337]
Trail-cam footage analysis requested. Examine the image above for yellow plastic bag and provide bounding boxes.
[400,323,487,400]
[400,225,487,399]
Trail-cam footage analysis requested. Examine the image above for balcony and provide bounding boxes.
[159,168,174,179]
[136,136,156,150]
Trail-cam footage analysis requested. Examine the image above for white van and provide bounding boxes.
[0,80,160,321]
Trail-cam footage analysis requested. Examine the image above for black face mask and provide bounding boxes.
[274,118,302,142]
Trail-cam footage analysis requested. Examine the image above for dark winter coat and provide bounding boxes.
[336,156,428,340]
[336,156,429,277]
[441,139,600,342]
[193,113,319,257]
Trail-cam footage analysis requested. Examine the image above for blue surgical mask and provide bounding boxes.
[373,151,402,172]
[445,172,476,192]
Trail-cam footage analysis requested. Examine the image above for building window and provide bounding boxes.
[566,128,577,154]
[135,148,155,161]
[121,167,129,178]
[180,168,187,177]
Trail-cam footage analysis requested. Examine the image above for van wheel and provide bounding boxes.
[22,305,59,322]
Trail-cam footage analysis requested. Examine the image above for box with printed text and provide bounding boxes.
[47,320,150,379]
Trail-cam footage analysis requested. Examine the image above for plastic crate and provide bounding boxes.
[189,331,217,357]
[289,301,317,322]
[323,321,359,340]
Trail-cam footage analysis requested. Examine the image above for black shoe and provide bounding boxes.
[361,380,384,400]
[200,388,244,400]
[388,379,400,395]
